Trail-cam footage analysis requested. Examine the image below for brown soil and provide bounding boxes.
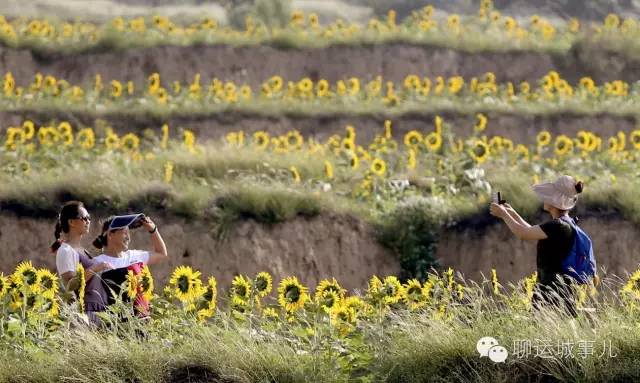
[436,213,640,283]
[1,43,638,87]
[0,212,400,292]
[1,110,636,146]
[2,211,638,287]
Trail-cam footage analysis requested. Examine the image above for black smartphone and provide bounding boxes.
[498,192,506,205]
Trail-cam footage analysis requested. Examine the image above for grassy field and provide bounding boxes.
[1,261,639,383]
[1,1,639,57]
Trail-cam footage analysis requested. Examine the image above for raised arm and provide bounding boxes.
[490,203,547,241]
[141,217,168,265]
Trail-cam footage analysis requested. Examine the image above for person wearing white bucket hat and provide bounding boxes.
[489,175,586,317]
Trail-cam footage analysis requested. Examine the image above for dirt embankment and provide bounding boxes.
[437,213,640,283]
[2,211,639,287]
[0,212,400,292]
[1,43,638,87]
[0,110,636,146]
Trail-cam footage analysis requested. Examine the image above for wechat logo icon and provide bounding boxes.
[477,336,508,363]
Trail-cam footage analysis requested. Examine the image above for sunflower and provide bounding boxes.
[324,161,334,179]
[261,307,279,320]
[41,296,60,319]
[424,132,443,152]
[290,166,301,183]
[202,277,217,313]
[474,113,488,132]
[169,265,202,303]
[348,152,360,170]
[383,120,392,139]
[139,265,154,301]
[197,308,214,322]
[286,130,304,150]
[343,296,365,317]
[120,133,140,152]
[37,269,58,299]
[254,272,272,298]
[77,263,85,313]
[630,130,640,150]
[469,140,490,163]
[620,270,640,311]
[0,274,8,299]
[403,279,427,310]
[370,158,386,177]
[316,289,341,313]
[12,261,40,294]
[330,304,356,336]
[76,128,96,150]
[315,278,346,299]
[536,131,552,147]
[341,139,356,155]
[404,131,423,148]
[231,275,252,304]
[126,270,138,299]
[381,276,403,305]
[491,268,501,295]
[367,275,383,300]
[278,276,308,312]
[554,135,573,156]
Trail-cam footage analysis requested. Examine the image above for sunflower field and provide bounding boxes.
[2,258,640,382]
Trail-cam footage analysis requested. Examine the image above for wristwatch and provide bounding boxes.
[148,225,158,234]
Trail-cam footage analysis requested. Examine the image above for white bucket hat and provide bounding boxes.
[532,175,580,210]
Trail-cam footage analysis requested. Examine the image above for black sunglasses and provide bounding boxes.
[76,215,91,222]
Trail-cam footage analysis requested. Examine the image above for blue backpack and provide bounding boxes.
[559,216,596,284]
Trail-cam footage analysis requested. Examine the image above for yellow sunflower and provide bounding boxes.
[630,130,640,150]
[0,274,9,299]
[37,269,58,299]
[126,270,138,299]
[324,161,334,179]
[424,132,443,152]
[139,265,154,301]
[491,268,501,295]
[536,131,552,147]
[348,152,360,170]
[367,275,383,301]
[403,278,427,310]
[330,303,357,336]
[381,276,403,305]
[315,278,346,299]
[254,272,273,298]
[231,275,252,304]
[40,296,60,319]
[370,158,386,177]
[12,261,40,294]
[620,270,640,311]
[169,265,202,303]
[77,263,85,313]
[404,130,423,148]
[469,140,490,163]
[474,113,487,132]
[202,277,217,312]
[316,289,341,313]
[286,130,304,150]
[278,276,308,312]
[343,296,365,317]
[554,135,574,156]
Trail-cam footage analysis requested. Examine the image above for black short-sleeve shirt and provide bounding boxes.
[536,218,575,285]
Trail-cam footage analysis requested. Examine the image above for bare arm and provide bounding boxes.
[490,203,547,241]
[142,217,168,265]
[503,204,531,228]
